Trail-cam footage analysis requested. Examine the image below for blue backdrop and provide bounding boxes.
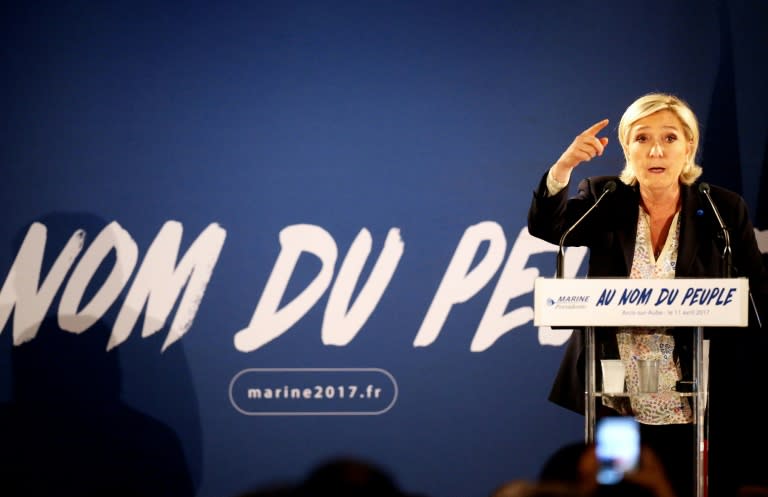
[1,1,766,497]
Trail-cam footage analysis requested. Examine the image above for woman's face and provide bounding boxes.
[626,109,692,193]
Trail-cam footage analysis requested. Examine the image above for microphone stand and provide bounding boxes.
[700,184,760,326]
[699,183,732,278]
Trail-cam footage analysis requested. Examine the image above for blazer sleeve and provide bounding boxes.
[725,191,768,327]
[527,171,569,245]
[527,172,619,248]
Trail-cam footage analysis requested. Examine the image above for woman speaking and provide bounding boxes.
[527,93,767,497]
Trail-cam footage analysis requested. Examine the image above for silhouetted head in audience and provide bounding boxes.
[295,457,404,497]
[490,480,586,497]
[538,441,589,485]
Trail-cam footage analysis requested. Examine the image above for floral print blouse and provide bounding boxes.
[604,206,694,425]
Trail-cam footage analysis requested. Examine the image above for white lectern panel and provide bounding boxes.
[533,277,748,328]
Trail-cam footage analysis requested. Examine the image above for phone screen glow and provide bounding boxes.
[595,417,640,485]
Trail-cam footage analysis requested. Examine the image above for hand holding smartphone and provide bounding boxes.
[595,416,640,485]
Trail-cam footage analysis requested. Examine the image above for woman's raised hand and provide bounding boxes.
[551,119,610,183]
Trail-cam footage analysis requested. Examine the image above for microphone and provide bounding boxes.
[698,182,732,278]
[556,180,616,278]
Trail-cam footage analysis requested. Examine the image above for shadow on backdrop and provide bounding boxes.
[0,212,197,497]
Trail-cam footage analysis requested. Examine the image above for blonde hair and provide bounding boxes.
[617,93,702,186]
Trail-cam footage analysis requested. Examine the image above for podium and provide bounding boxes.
[534,277,750,497]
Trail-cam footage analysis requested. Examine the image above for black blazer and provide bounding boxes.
[527,172,767,414]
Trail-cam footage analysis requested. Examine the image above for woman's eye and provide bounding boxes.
[665,134,678,143]
[634,135,647,142]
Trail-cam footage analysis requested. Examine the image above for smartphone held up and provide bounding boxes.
[595,416,641,485]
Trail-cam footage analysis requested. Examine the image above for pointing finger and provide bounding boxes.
[583,118,610,136]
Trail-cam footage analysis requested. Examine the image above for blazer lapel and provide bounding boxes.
[677,184,704,277]
[616,185,640,276]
